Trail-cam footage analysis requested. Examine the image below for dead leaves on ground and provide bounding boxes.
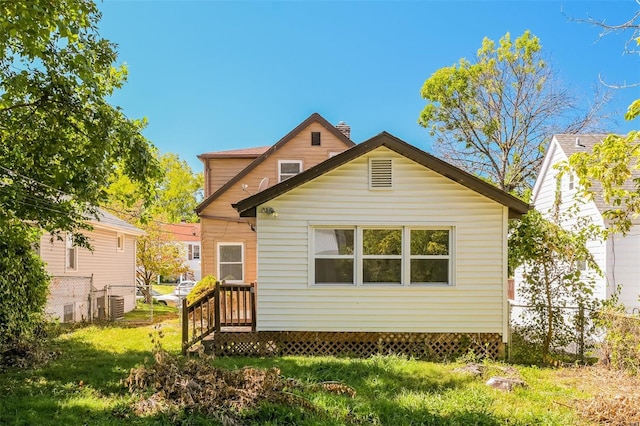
[124,349,355,423]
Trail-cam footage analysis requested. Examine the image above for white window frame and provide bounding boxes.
[568,173,575,191]
[217,242,244,283]
[66,233,77,271]
[116,233,124,252]
[310,224,454,287]
[311,227,356,286]
[188,243,201,260]
[278,159,303,182]
[406,227,452,285]
[361,227,403,285]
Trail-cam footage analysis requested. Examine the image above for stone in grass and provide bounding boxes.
[486,376,526,392]
[453,363,485,377]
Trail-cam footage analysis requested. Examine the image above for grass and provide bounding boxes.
[123,301,178,322]
[153,284,175,295]
[0,321,605,425]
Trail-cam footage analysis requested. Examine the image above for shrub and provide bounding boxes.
[0,222,49,351]
[187,275,218,304]
[596,304,640,375]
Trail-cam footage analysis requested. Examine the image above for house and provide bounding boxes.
[39,209,144,322]
[163,222,202,281]
[518,134,640,310]
[184,131,529,358]
[195,113,355,284]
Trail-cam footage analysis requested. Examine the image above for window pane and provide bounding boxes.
[315,259,354,284]
[363,229,401,255]
[315,229,354,255]
[193,245,200,259]
[220,264,243,281]
[411,230,449,255]
[363,259,401,283]
[280,162,301,174]
[411,259,449,283]
[220,245,242,262]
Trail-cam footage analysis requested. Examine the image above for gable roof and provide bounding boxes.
[233,132,530,219]
[198,146,270,160]
[92,209,145,236]
[547,133,640,216]
[195,113,355,214]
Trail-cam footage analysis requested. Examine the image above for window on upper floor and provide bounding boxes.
[188,243,201,260]
[568,173,575,191]
[278,160,303,182]
[311,131,321,146]
[66,233,77,271]
[117,233,124,252]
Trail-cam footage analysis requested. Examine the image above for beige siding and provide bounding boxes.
[40,227,138,312]
[200,217,257,283]
[255,147,508,335]
[205,158,255,196]
[201,122,352,283]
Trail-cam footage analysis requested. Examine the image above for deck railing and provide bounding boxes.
[181,281,256,354]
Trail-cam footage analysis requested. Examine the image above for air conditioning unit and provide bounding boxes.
[109,295,125,321]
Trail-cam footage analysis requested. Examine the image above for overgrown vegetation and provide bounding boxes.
[4,320,640,425]
[186,275,217,304]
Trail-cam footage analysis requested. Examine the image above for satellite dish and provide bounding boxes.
[258,177,270,192]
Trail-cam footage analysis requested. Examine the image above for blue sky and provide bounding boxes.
[99,1,640,172]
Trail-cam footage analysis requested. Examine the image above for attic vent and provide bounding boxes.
[369,158,393,189]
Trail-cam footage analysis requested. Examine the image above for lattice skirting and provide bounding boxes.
[207,331,503,360]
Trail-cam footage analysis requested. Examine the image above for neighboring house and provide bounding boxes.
[516,134,640,310]
[225,131,529,356]
[38,210,144,322]
[163,222,202,281]
[196,113,355,284]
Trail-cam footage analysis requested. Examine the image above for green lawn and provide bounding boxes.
[0,321,603,425]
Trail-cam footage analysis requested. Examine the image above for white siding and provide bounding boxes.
[255,147,508,337]
[517,138,608,303]
[607,233,640,310]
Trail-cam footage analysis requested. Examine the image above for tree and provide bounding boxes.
[0,1,160,346]
[136,223,189,303]
[568,13,640,235]
[105,153,203,224]
[509,209,602,363]
[419,30,609,195]
[154,153,203,223]
[0,0,161,238]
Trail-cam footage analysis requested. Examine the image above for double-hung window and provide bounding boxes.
[362,228,402,284]
[66,233,77,271]
[311,226,453,286]
[218,243,244,283]
[188,243,200,260]
[278,160,303,182]
[313,229,355,284]
[409,229,450,284]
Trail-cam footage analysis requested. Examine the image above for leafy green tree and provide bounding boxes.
[154,153,203,223]
[105,153,202,223]
[509,209,602,363]
[419,30,609,195]
[0,1,160,345]
[136,222,189,303]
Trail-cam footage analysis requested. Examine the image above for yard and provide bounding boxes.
[0,318,637,425]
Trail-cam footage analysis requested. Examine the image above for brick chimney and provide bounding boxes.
[336,121,351,139]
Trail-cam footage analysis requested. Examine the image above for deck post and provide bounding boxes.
[181,297,188,355]
[250,282,257,332]
[214,281,221,332]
